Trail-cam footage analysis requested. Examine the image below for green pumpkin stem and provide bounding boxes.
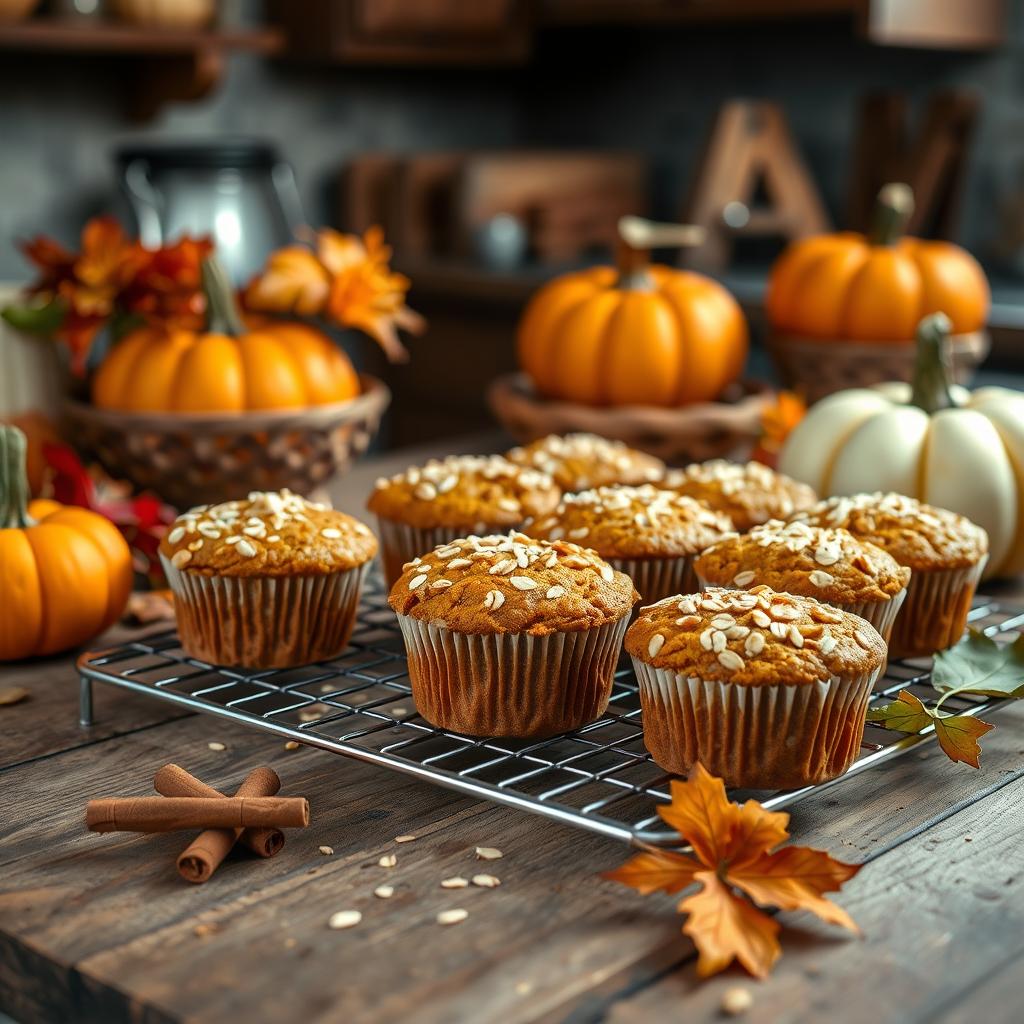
[910,312,956,415]
[0,425,34,530]
[868,182,915,246]
[201,256,247,337]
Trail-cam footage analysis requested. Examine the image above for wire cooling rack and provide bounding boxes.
[77,573,1023,847]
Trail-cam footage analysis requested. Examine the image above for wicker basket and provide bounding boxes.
[488,373,771,464]
[768,330,990,406]
[65,375,391,510]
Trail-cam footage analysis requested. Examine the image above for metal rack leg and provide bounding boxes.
[79,676,94,727]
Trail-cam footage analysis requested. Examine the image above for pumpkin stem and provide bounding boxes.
[910,312,956,415]
[201,256,247,336]
[868,183,915,246]
[615,216,706,290]
[0,425,34,530]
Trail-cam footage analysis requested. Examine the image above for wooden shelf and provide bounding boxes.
[0,17,285,119]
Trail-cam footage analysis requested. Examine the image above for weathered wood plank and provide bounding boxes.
[3,698,1023,1024]
[604,775,1024,1024]
[0,627,189,771]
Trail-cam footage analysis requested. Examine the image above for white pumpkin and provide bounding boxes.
[779,313,1024,578]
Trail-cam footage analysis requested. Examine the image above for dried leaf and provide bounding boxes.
[603,849,702,895]
[867,689,994,768]
[123,589,175,625]
[932,714,994,769]
[932,629,1024,699]
[680,871,781,980]
[866,690,936,733]
[605,764,860,980]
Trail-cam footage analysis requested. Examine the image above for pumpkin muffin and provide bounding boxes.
[160,489,378,668]
[792,493,988,658]
[694,520,910,644]
[626,585,887,789]
[367,454,560,586]
[506,433,664,493]
[664,460,817,532]
[523,484,735,606]
[390,531,638,737]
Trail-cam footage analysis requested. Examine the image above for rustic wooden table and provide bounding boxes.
[2,436,1023,1024]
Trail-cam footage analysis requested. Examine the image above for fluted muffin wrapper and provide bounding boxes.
[397,613,630,738]
[610,555,698,611]
[694,570,907,646]
[377,519,503,588]
[632,658,882,789]
[887,557,987,660]
[162,554,369,669]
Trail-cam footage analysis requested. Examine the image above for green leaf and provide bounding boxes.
[866,689,936,733]
[1,297,66,336]
[932,629,1024,699]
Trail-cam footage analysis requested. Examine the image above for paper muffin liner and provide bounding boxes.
[397,613,630,738]
[887,556,987,660]
[610,555,697,611]
[694,571,907,646]
[162,554,369,669]
[377,519,495,588]
[631,658,882,789]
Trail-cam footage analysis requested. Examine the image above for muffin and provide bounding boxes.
[367,455,560,586]
[664,460,817,532]
[523,484,735,606]
[389,531,638,737]
[506,433,664,492]
[693,520,910,644]
[160,489,377,668]
[792,493,988,659]
[625,586,887,789]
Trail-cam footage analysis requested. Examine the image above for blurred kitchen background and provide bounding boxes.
[0,0,1019,445]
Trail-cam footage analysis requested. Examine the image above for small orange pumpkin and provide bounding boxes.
[0,425,133,660]
[766,183,990,342]
[92,258,360,413]
[517,218,748,408]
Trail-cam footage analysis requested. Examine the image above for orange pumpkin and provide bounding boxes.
[766,183,990,342]
[0,425,133,660]
[92,258,360,413]
[517,219,748,407]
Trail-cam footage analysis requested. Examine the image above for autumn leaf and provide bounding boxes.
[604,764,860,980]
[932,714,994,769]
[866,689,936,733]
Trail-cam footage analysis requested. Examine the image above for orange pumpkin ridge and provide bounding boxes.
[516,220,748,409]
[91,257,361,414]
[766,183,989,343]
[0,426,133,661]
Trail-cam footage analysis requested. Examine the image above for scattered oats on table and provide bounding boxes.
[374,884,395,899]
[284,741,300,751]
[328,910,362,930]
[378,854,397,868]
[395,834,417,843]
[318,845,334,856]
[207,742,226,752]
[436,908,469,926]
[471,874,500,888]
[441,876,469,889]
[721,987,754,1016]
[475,846,502,860]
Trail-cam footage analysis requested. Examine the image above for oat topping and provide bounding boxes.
[664,459,817,532]
[626,585,886,686]
[791,492,988,572]
[524,484,735,560]
[506,433,665,492]
[694,520,910,605]
[368,454,560,531]
[389,531,637,635]
[160,490,377,576]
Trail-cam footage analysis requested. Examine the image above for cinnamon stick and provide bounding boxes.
[153,763,284,861]
[86,796,309,833]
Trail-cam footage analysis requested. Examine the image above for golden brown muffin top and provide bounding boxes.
[367,454,559,531]
[506,433,664,492]
[791,492,988,572]
[694,520,910,605]
[388,531,638,636]
[160,490,378,577]
[625,585,885,687]
[664,459,817,532]
[523,485,735,560]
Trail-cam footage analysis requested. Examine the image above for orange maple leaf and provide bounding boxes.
[604,764,861,979]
